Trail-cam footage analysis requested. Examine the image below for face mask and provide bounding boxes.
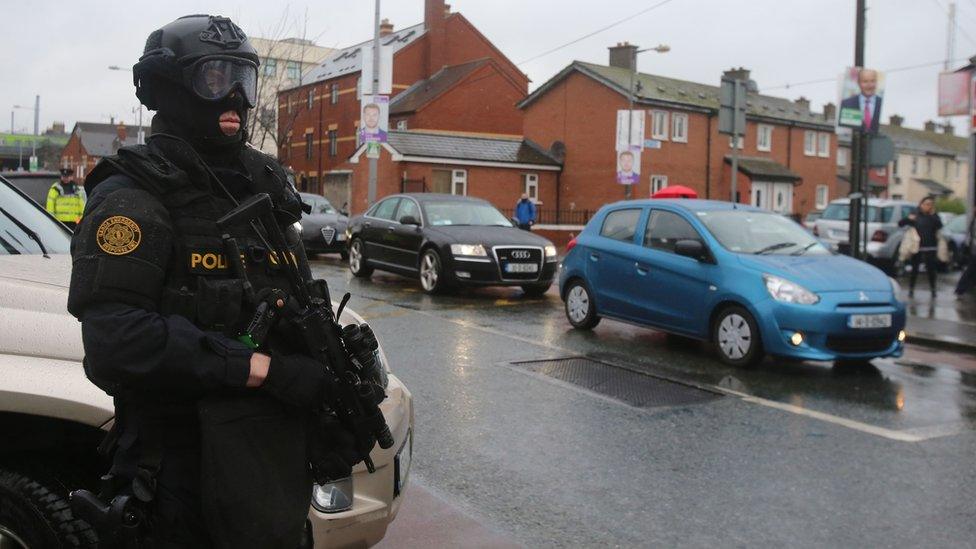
[153,78,249,153]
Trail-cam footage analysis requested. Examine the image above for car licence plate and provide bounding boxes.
[505,263,538,273]
[848,314,891,329]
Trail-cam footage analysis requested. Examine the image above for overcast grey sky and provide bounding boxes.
[3,0,974,134]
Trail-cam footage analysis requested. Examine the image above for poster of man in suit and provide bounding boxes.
[838,67,885,134]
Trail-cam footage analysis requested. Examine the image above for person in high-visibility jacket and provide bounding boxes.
[46,168,86,230]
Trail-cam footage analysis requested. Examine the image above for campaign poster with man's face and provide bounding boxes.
[359,95,389,144]
[616,149,641,185]
[837,67,885,134]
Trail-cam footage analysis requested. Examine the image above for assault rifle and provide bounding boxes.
[216,193,394,473]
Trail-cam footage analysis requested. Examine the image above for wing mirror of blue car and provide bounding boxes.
[674,239,707,261]
[399,215,421,226]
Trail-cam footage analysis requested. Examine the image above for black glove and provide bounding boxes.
[263,353,330,409]
[309,414,366,483]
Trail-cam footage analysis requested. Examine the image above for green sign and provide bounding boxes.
[28,156,38,172]
[838,107,863,128]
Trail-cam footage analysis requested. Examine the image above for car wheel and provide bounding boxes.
[564,279,600,329]
[521,282,552,298]
[0,467,97,548]
[713,305,764,367]
[419,249,449,294]
[349,238,373,278]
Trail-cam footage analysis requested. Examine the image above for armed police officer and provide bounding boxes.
[67,15,387,548]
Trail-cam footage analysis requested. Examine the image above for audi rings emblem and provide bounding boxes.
[511,250,531,259]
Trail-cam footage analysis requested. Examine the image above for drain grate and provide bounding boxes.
[510,357,722,408]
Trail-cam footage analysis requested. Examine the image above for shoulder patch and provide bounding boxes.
[96,216,142,255]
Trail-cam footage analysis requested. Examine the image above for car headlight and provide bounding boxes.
[763,274,819,305]
[450,244,487,256]
[311,477,353,513]
[374,349,390,388]
[545,245,558,258]
[888,277,901,295]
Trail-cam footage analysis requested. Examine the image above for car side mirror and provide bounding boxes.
[510,217,520,226]
[675,239,707,261]
[400,215,420,226]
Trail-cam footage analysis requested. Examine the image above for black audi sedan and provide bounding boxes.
[299,192,350,259]
[346,193,558,295]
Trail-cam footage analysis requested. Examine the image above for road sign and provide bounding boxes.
[28,156,37,172]
[867,135,894,167]
[643,139,662,149]
[718,78,746,136]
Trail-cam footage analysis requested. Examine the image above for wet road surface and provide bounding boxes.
[310,257,976,548]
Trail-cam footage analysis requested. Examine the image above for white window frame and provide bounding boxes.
[650,175,668,195]
[757,124,772,152]
[523,173,539,201]
[651,110,669,140]
[815,184,829,209]
[451,169,467,196]
[396,119,408,130]
[286,61,300,80]
[817,132,830,158]
[671,113,688,143]
[837,148,848,167]
[263,58,277,77]
[330,84,339,104]
[803,131,816,156]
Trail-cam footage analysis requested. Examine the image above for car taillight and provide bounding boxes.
[812,225,819,237]
[871,230,887,243]
[565,237,578,253]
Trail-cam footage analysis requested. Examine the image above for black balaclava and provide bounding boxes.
[152,77,248,159]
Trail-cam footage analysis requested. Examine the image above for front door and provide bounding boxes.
[752,181,793,214]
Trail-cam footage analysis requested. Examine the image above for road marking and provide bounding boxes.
[350,293,971,443]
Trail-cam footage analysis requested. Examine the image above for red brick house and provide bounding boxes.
[519,44,840,225]
[60,122,149,182]
[276,0,538,213]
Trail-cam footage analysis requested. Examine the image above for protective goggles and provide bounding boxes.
[183,56,258,108]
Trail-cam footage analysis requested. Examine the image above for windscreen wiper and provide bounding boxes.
[790,242,818,256]
[755,241,796,255]
[0,207,48,258]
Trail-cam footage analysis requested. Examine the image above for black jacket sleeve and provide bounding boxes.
[71,175,251,400]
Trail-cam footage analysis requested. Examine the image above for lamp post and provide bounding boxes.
[13,97,39,171]
[626,44,670,200]
[108,65,145,144]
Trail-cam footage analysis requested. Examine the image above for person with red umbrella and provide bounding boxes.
[651,185,698,199]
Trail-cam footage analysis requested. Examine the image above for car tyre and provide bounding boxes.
[0,466,97,548]
[521,282,552,298]
[349,238,373,278]
[419,248,450,294]
[564,279,600,329]
[713,305,764,367]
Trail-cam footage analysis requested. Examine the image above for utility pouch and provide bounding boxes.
[197,394,311,549]
[195,278,244,334]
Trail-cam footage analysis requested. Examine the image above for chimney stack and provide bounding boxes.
[794,96,810,111]
[889,114,903,127]
[424,0,447,77]
[379,18,394,37]
[822,102,836,121]
[116,123,127,142]
[608,42,638,71]
[924,120,938,132]
[722,67,751,83]
[943,122,955,135]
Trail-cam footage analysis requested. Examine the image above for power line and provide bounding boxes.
[762,57,969,92]
[515,0,679,66]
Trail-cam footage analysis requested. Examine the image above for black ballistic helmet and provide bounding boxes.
[133,15,260,110]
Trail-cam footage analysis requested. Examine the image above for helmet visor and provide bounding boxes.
[189,58,257,107]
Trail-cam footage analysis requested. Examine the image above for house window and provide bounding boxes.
[328,130,337,157]
[307,89,314,109]
[837,148,848,167]
[451,170,467,195]
[263,58,277,77]
[757,125,772,152]
[671,113,688,143]
[926,157,932,174]
[651,111,669,140]
[803,131,816,156]
[956,162,961,178]
[331,84,339,104]
[817,133,830,158]
[892,194,904,200]
[891,157,898,175]
[305,133,314,160]
[728,136,743,149]
[815,184,829,209]
[396,119,408,130]
[287,94,292,114]
[911,156,918,175]
[944,158,950,178]
[650,175,668,194]
[523,173,539,201]
[286,61,300,80]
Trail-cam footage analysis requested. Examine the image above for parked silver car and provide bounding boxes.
[813,198,916,260]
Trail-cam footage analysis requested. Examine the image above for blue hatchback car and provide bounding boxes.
[559,200,907,366]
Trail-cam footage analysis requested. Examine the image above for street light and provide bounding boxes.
[13,97,39,170]
[107,65,145,144]
[625,44,670,200]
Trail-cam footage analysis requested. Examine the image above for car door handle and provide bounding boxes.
[387,226,395,232]
[635,262,649,276]
[364,221,372,227]
[589,253,600,262]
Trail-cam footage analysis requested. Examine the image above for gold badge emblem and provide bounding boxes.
[96,216,141,255]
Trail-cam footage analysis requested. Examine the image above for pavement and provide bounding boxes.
[897,270,976,354]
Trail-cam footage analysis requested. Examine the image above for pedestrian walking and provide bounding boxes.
[66,15,380,547]
[46,168,86,230]
[898,196,944,298]
[954,209,976,299]
[515,193,536,230]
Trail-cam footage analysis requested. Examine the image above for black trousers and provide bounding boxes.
[909,250,939,291]
[956,259,976,295]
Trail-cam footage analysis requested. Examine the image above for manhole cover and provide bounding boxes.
[510,357,722,408]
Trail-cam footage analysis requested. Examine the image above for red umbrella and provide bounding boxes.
[652,185,698,199]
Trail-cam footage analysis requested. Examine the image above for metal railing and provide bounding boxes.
[500,208,595,225]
